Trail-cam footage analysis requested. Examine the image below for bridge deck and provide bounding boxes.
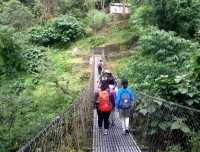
[93,56,141,152]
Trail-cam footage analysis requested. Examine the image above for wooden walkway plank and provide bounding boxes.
[93,56,141,152]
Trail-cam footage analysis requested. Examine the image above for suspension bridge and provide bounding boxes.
[17,49,200,152]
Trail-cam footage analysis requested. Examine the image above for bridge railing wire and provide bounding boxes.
[17,54,95,152]
[132,91,200,152]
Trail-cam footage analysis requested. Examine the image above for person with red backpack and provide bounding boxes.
[116,78,134,134]
[94,80,115,135]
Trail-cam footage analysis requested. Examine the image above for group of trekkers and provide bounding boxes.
[94,59,134,135]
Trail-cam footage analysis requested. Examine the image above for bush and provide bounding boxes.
[23,47,51,74]
[29,15,84,46]
[117,29,198,95]
[0,25,25,73]
[83,9,111,33]
[89,35,105,46]
[138,29,195,68]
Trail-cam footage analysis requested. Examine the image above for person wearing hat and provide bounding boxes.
[115,78,134,134]
[98,69,116,88]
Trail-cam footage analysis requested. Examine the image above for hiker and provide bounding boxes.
[107,77,118,126]
[94,80,115,135]
[98,69,117,88]
[97,60,103,75]
[116,78,134,134]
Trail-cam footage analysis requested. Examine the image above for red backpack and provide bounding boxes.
[98,91,113,112]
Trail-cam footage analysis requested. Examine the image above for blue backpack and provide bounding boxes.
[120,90,131,109]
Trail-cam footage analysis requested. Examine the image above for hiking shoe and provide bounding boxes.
[104,132,108,135]
[125,129,129,134]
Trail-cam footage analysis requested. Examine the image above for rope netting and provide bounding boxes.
[131,91,200,152]
[17,55,95,152]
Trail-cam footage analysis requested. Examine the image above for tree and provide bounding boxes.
[0,1,35,29]
[19,0,35,6]
[57,0,86,16]
[130,0,200,38]
[32,0,45,24]
[0,26,25,72]
[40,0,58,18]
[0,1,2,12]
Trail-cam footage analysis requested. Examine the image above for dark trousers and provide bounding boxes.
[97,110,111,129]
[98,67,102,74]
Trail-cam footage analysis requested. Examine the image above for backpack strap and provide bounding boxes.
[109,92,114,106]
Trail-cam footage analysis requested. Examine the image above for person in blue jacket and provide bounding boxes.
[116,78,134,134]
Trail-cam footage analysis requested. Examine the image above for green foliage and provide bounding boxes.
[0,39,88,151]
[0,95,33,151]
[84,9,111,33]
[171,119,190,133]
[154,53,200,108]
[84,0,99,10]
[57,0,86,16]
[155,74,200,108]
[154,0,200,37]
[23,47,51,74]
[0,0,3,10]
[10,78,26,95]
[130,0,200,38]
[0,73,85,151]
[129,5,156,36]
[138,30,195,67]
[118,29,197,92]
[190,131,200,152]
[119,28,199,151]
[126,0,200,106]
[195,30,200,42]
[32,0,45,21]
[0,1,35,29]
[0,25,25,73]
[117,57,172,91]
[89,35,105,46]
[29,15,84,46]
[165,145,183,152]
[191,54,200,81]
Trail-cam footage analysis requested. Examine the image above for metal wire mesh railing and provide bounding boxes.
[17,57,95,152]
[131,91,200,152]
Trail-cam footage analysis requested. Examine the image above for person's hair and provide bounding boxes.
[121,78,128,88]
[100,80,109,91]
[107,76,114,85]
